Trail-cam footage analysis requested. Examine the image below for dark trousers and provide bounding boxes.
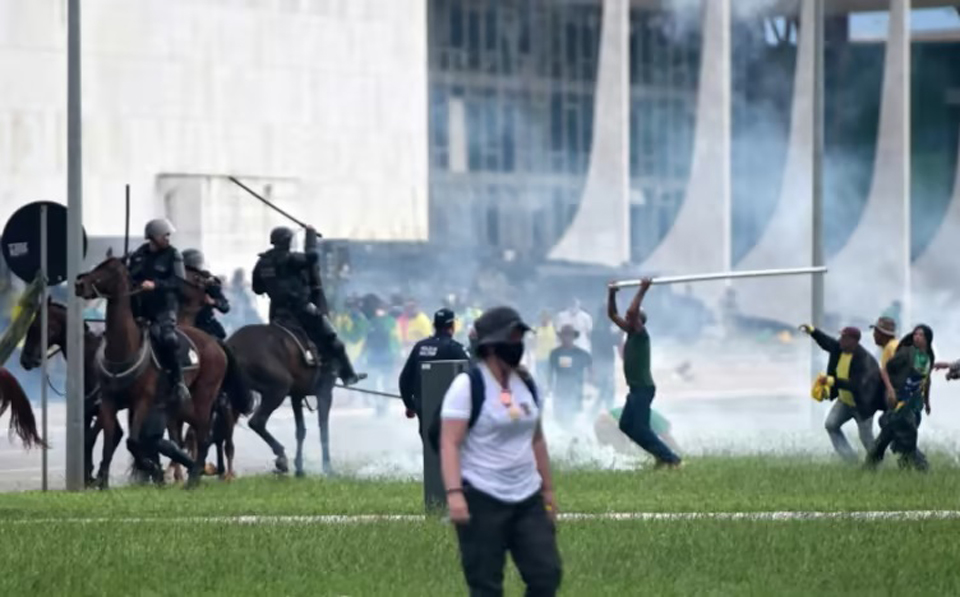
[619,386,681,464]
[868,409,928,471]
[455,486,562,597]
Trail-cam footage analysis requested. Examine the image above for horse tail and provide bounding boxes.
[0,368,46,449]
[222,343,254,416]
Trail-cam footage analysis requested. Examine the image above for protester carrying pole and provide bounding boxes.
[398,308,469,437]
[439,306,562,597]
[800,325,880,461]
[607,277,681,469]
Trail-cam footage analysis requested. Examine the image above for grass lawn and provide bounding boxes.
[2,456,960,596]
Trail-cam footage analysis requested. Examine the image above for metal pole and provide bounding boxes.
[900,0,912,330]
[228,176,310,229]
[811,0,825,375]
[124,184,130,257]
[39,205,49,491]
[611,266,827,289]
[65,0,85,491]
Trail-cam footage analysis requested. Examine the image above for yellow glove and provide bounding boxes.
[799,324,814,335]
[826,376,835,387]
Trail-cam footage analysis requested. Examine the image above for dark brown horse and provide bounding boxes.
[20,298,117,484]
[75,257,226,488]
[0,366,45,448]
[227,320,337,477]
[177,269,252,480]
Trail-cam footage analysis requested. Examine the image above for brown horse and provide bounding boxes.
[75,257,226,488]
[227,319,337,477]
[176,269,252,480]
[20,298,118,484]
[0,366,45,448]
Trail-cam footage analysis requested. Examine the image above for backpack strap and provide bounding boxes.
[517,368,539,405]
[467,366,485,429]
[466,365,539,431]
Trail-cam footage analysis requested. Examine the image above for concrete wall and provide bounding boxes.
[0,0,428,274]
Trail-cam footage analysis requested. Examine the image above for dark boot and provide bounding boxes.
[335,346,364,386]
[167,359,191,409]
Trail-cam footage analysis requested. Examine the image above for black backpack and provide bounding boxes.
[426,366,538,453]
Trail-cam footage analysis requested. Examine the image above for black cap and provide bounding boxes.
[434,308,456,329]
[474,306,531,346]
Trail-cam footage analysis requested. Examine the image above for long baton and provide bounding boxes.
[228,176,309,229]
[334,384,402,400]
[611,266,828,289]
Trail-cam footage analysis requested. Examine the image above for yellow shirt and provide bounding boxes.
[836,353,855,407]
[881,339,899,368]
[533,325,557,362]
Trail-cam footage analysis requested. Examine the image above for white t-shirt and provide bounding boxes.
[440,364,542,503]
[555,309,593,354]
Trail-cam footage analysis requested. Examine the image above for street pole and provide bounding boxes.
[811,0,826,427]
[39,205,49,491]
[65,0,85,491]
[899,0,912,330]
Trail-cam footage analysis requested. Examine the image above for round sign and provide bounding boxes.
[1,201,88,285]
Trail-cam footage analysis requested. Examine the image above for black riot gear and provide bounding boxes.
[127,240,190,407]
[270,227,295,249]
[252,227,360,385]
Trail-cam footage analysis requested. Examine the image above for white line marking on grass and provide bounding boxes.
[5,510,960,525]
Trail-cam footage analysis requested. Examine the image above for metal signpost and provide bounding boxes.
[66,0,85,491]
[419,359,469,512]
[39,206,48,490]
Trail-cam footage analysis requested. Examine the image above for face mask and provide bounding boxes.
[493,342,524,368]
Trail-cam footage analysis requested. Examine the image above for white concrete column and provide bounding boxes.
[548,0,630,267]
[639,0,731,304]
[732,0,815,325]
[825,1,911,325]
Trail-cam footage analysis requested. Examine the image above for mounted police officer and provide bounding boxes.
[127,218,190,406]
[398,308,469,436]
[252,225,360,385]
[182,249,229,341]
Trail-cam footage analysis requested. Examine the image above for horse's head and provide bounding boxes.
[20,298,68,370]
[75,257,129,300]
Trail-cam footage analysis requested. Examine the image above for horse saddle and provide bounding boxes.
[149,329,201,372]
[271,321,319,367]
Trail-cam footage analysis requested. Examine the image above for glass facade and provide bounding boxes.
[427,0,702,262]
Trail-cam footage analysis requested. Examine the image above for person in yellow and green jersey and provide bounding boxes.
[868,325,935,471]
[871,316,899,369]
[532,310,557,381]
[800,324,882,462]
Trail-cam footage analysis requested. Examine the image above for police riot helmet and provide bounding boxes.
[145,218,176,241]
[182,249,204,270]
[270,226,295,249]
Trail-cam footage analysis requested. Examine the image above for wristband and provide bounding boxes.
[446,488,463,495]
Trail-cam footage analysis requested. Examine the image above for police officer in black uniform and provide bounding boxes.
[398,308,469,435]
[182,249,229,341]
[252,225,360,385]
[127,218,190,407]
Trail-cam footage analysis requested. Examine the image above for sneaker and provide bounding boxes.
[654,459,683,471]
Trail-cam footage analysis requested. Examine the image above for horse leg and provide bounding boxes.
[317,374,335,475]
[96,400,121,490]
[292,395,307,477]
[167,421,185,483]
[249,391,289,474]
[85,416,101,487]
[224,412,236,481]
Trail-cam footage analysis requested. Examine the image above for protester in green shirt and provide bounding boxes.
[607,277,681,468]
[867,324,934,471]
